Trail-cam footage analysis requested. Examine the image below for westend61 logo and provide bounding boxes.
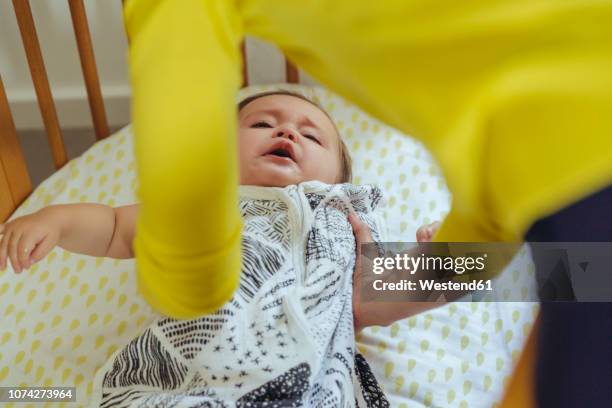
[372,253,488,275]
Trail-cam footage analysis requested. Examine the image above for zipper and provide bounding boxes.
[292,184,308,285]
[282,184,323,390]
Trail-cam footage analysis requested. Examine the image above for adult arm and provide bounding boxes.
[124,0,244,318]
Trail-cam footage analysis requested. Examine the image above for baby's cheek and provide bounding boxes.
[307,151,341,184]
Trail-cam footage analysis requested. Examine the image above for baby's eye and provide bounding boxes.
[305,135,321,145]
[251,121,272,128]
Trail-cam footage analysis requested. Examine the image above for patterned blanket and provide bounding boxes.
[92,182,389,407]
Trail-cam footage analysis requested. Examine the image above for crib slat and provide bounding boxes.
[0,75,32,221]
[285,58,299,84]
[121,0,130,45]
[0,164,15,222]
[12,0,68,170]
[241,40,249,87]
[68,0,110,141]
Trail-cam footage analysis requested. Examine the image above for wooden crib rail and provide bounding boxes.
[12,0,68,170]
[68,0,110,141]
[0,75,31,222]
[241,40,300,86]
[241,41,248,87]
[1,0,110,222]
[285,58,299,84]
[1,1,303,223]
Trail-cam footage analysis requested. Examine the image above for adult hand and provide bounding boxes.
[348,212,374,333]
[348,214,443,333]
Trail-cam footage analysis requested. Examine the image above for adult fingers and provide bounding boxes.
[417,221,442,242]
[348,212,374,246]
[416,225,429,242]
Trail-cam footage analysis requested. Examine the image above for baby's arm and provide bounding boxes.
[58,204,138,259]
[0,204,138,273]
[104,205,138,258]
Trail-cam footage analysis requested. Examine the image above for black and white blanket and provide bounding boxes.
[92,182,389,407]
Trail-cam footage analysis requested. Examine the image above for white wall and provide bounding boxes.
[1,0,130,130]
[0,1,315,131]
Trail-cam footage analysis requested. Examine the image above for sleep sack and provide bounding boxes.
[92,181,389,407]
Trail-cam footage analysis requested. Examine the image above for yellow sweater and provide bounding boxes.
[124,0,612,318]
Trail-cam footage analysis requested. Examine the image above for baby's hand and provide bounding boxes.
[416,221,441,243]
[0,209,61,273]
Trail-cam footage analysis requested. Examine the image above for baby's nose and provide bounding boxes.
[276,130,296,141]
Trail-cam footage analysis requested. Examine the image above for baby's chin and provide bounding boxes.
[240,165,305,187]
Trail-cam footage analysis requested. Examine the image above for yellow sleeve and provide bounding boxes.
[124,0,243,318]
[124,0,612,318]
[241,0,612,242]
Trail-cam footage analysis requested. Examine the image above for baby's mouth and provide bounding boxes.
[268,148,292,159]
[264,143,297,164]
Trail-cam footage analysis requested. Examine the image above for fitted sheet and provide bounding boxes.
[0,85,538,407]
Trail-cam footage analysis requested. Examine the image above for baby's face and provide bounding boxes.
[238,94,341,187]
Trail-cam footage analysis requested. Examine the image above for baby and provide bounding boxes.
[0,91,437,275]
[0,91,439,406]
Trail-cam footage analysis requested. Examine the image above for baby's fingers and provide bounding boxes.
[17,235,38,271]
[8,231,23,273]
[0,226,7,270]
[30,234,57,265]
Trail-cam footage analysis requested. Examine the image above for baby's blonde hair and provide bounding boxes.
[238,90,352,183]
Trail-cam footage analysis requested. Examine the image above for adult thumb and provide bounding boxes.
[348,212,374,245]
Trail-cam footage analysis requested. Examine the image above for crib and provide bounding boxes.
[0,0,302,222]
[0,1,538,407]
